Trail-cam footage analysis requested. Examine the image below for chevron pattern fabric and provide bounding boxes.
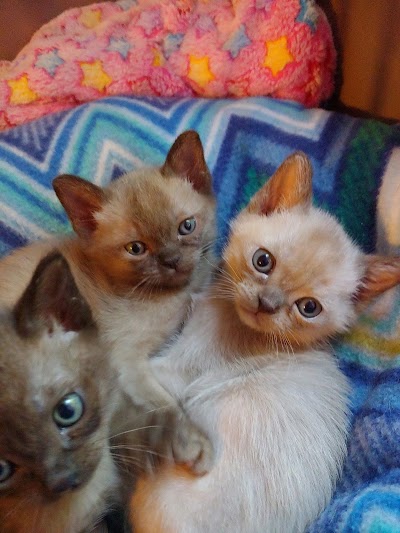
[1,96,400,531]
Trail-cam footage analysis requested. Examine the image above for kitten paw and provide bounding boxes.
[172,416,213,476]
[145,407,213,476]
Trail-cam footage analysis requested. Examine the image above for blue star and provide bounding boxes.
[163,34,184,59]
[35,49,64,77]
[296,0,318,32]
[117,0,137,11]
[107,37,132,60]
[223,25,251,59]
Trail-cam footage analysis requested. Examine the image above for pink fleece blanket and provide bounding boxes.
[0,0,336,130]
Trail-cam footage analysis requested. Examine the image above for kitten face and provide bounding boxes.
[0,254,119,531]
[84,170,215,293]
[221,151,400,350]
[223,207,363,346]
[0,326,115,502]
[53,130,216,297]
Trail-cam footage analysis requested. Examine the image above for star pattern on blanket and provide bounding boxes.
[138,9,161,37]
[188,56,215,88]
[117,0,137,10]
[223,24,251,59]
[296,0,318,31]
[163,34,184,59]
[152,48,165,67]
[107,37,131,60]
[80,9,103,29]
[263,36,293,76]
[80,60,112,92]
[7,75,38,105]
[35,50,65,77]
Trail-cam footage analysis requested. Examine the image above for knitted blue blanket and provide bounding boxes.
[1,96,400,531]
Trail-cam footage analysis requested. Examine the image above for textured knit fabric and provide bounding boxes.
[1,95,400,531]
[0,0,335,130]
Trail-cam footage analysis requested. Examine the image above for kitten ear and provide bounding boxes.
[14,252,93,338]
[161,130,213,195]
[246,152,313,216]
[53,174,105,238]
[355,255,400,303]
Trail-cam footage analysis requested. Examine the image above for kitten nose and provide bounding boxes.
[46,472,82,493]
[160,252,181,270]
[258,295,282,314]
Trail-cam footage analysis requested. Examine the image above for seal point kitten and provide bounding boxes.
[0,253,120,533]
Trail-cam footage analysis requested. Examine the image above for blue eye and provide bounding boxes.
[0,460,15,484]
[178,217,196,235]
[125,241,147,255]
[53,393,84,428]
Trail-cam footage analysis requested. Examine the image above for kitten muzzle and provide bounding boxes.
[160,254,181,270]
[257,290,284,314]
[45,470,84,495]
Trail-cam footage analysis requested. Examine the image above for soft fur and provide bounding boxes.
[0,131,216,472]
[130,152,400,533]
[0,254,120,533]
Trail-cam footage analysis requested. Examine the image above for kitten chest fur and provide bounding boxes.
[130,150,400,533]
[149,293,350,532]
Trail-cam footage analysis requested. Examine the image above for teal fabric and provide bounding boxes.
[1,95,400,531]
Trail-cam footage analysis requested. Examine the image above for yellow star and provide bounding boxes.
[80,60,112,92]
[188,56,215,88]
[263,36,293,76]
[152,48,165,67]
[80,9,102,29]
[7,75,38,105]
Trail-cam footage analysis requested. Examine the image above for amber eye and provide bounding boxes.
[296,298,322,318]
[178,217,196,235]
[125,241,147,255]
[252,248,275,274]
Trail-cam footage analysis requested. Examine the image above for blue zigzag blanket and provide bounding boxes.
[1,96,400,531]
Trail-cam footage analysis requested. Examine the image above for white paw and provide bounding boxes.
[172,416,213,475]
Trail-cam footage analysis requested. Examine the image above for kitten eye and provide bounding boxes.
[125,241,147,255]
[178,217,196,235]
[0,460,15,484]
[53,393,84,428]
[296,298,322,318]
[252,249,275,274]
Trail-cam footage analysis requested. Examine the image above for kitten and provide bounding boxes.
[0,130,216,472]
[130,153,400,533]
[0,253,121,533]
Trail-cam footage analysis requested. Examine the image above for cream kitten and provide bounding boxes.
[130,153,400,533]
[0,131,216,471]
[0,253,121,533]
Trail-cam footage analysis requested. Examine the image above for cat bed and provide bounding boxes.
[0,0,336,130]
[1,95,400,530]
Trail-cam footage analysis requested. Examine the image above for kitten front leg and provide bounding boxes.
[123,365,179,411]
[119,363,213,474]
[144,354,213,474]
[170,407,213,475]
[146,405,213,476]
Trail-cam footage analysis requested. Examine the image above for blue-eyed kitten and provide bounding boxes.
[0,253,123,533]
